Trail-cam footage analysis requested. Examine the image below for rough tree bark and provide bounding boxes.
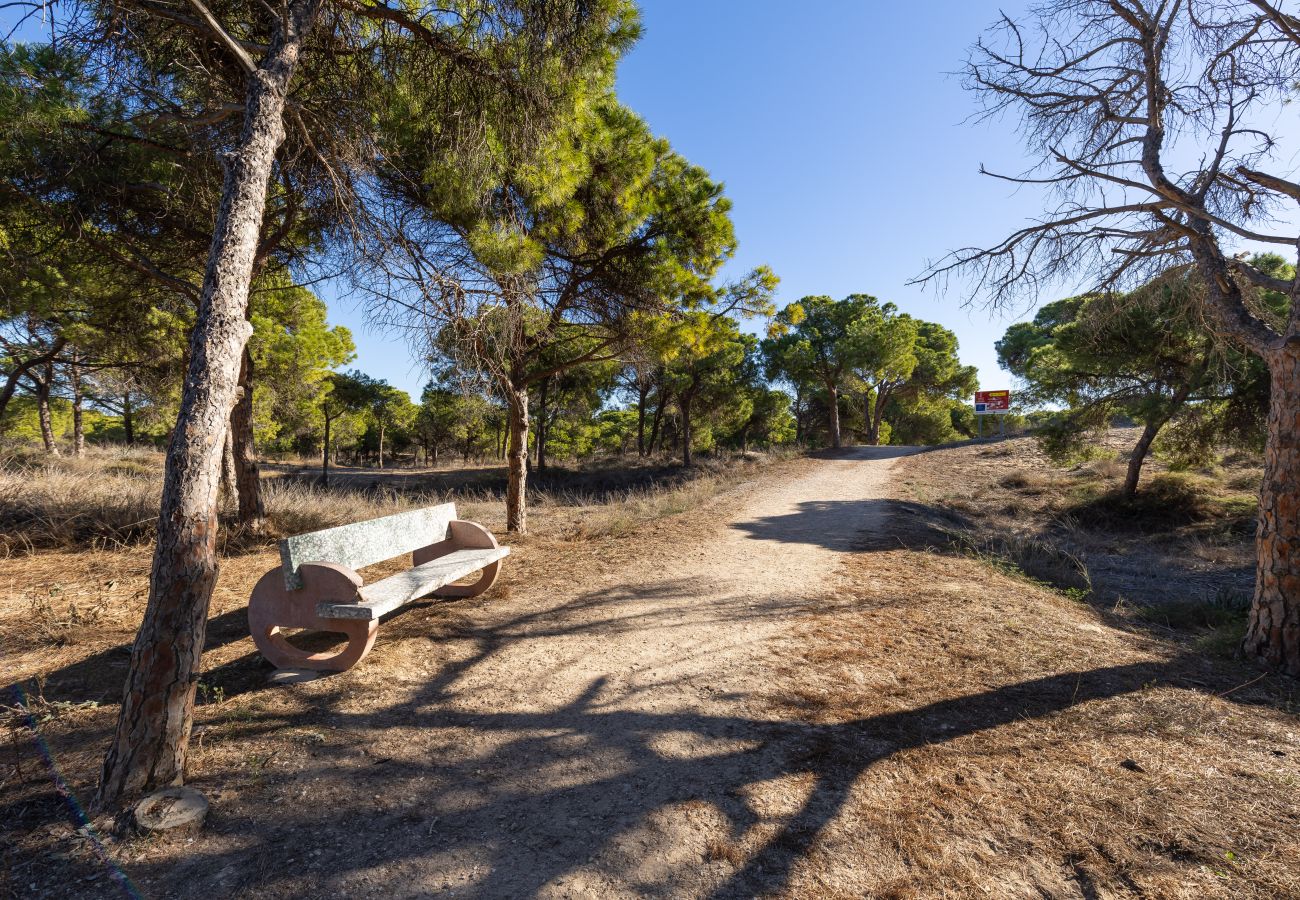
[35,363,59,456]
[97,0,321,808]
[504,382,529,533]
[122,391,135,445]
[1242,348,1300,675]
[220,426,237,504]
[825,381,841,449]
[69,352,85,457]
[230,347,265,528]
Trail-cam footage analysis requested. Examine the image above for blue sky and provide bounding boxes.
[337,0,1048,398]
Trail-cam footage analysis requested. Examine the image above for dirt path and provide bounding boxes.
[144,447,915,899]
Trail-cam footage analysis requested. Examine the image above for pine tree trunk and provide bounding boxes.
[680,388,695,466]
[230,348,265,528]
[869,386,891,446]
[826,382,841,449]
[794,384,805,444]
[220,426,237,505]
[321,413,332,487]
[636,383,648,456]
[505,383,529,533]
[1242,349,1300,676]
[36,363,59,456]
[70,354,85,457]
[537,377,549,473]
[649,390,667,455]
[122,391,135,446]
[97,0,320,809]
[1123,423,1160,499]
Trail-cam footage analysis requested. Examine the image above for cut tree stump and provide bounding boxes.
[132,786,209,836]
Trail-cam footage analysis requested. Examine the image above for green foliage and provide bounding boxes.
[997,263,1282,488]
[249,276,355,452]
[764,294,974,446]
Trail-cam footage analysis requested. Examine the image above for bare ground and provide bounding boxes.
[3,444,1299,898]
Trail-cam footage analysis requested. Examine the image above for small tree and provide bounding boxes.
[996,270,1258,496]
[764,295,876,449]
[318,372,375,487]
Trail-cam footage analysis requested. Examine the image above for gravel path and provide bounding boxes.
[363,447,913,898]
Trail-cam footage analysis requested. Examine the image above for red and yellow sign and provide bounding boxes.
[974,390,1011,414]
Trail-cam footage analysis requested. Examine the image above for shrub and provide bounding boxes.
[1063,473,1217,532]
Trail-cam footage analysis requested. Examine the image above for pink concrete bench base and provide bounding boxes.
[247,503,507,672]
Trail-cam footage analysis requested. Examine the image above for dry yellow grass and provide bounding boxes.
[757,546,1300,898]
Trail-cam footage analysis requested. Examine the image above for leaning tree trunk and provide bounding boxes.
[36,363,59,456]
[230,347,265,528]
[504,383,529,533]
[1242,349,1300,676]
[1122,422,1161,499]
[826,382,842,449]
[97,1,320,809]
[1123,385,1193,499]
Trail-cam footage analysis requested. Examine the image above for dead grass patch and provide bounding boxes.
[0,447,781,555]
[767,548,1300,899]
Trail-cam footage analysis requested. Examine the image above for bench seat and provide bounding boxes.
[247,501,507,672]
[318,546,511,621]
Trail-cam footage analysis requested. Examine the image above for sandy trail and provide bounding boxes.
[177,448,915,899]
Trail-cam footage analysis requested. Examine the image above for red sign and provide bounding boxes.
[974,390,1011,414]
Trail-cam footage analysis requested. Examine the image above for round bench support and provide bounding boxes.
[248,562,377,672]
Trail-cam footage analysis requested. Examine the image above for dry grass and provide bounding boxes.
[764,548,1300,899]
[0,446,781,556]
[898,430,1262,631]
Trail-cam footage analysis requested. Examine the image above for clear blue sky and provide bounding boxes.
[337,0,1047,398]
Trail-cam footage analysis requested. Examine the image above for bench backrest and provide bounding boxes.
[279,502,457,590]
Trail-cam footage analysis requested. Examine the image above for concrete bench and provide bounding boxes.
[247,503,508,672]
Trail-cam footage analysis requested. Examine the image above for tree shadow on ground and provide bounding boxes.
[123,654,1201,899]
[12,570,1288,898]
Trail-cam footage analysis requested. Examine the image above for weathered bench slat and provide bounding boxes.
[316,546,511,621]
[279,504,456,590]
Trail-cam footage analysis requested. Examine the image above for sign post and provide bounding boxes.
[973,390,1012,439]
